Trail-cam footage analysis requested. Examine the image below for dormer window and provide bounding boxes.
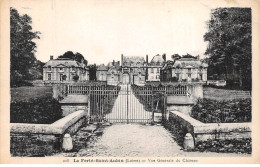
[48,66,51,71]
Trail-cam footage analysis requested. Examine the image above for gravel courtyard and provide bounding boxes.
[55,124,250,157]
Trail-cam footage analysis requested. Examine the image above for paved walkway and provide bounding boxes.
[106,84,151,123]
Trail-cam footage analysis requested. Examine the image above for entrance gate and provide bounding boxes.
[89,84,162,123]
[66,83,190,124]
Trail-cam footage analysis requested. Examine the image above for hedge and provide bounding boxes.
[191,98,251,123]
[195,138,251,154]
[10,97,62,124]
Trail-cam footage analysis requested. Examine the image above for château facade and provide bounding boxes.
[43,56,89,82]
[161,56,208,82]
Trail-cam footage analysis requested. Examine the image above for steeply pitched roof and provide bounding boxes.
[122,56,146,66]
[173,58,208,68]
[97,64,108,71]
[150,54,165,65]
[43,59,82,68]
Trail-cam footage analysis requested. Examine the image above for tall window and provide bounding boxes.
[176,73,179,80]
[151,68,154,73]
[101,73,104,81]
[48,74,51,80]
[60,74,63,81]
[157,68,159,73]
[48,66,51,71]
[72,66,75,71]
[188,68,191,73]
[199,74,203,80]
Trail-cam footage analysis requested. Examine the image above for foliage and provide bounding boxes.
[191,98,251,123]
[182,53,197,59]
[162,115,188,147]
[10,8,42,87]
[171,54,181,60]
[171,77,178,82]
[73,74,79,81]
[195,138,251,154]
[10,96,62,124]
[62,74,67,81]
[88,64,97,81]
[58,51,88,65]
[204,8,252,90]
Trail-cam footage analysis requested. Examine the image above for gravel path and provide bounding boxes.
[106,84,151,123]
[71,124,250,157]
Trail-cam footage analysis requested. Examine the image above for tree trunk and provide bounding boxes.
[239,67,243,88]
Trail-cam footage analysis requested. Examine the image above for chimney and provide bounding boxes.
[162,54,166,61]
[112,60,115,66]
[121,54,123,66]
[146,55,148,64]
[117,61,120,66]
[50,55,53,60]
[197,55,200,60]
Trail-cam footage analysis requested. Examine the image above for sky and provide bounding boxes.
[11,0,215,65]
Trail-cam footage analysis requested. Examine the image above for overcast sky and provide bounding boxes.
[11,0,230,65]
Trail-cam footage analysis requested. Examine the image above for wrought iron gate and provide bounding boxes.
[89,84,162,123]
[66,83,191,124]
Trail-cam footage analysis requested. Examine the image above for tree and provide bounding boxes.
[182,53,195,59]
[89,64,97,81]
[73,74,79,82]
[204,8,251,90]
[10,8,41,86]
[58,51,88,65]
[171,54,181,60]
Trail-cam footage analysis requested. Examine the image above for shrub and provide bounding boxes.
[195,138,251,154]
[10,97,62,124]
[171,77,178,82]
[73,75,79,81]
[191,98,251,123]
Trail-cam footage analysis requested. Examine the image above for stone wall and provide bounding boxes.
[10,110,87,156]
[165,111,251,145]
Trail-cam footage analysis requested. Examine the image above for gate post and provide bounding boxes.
[152,91,154,123]
[127,84,129,124]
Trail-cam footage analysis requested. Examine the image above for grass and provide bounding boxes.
[11,86,53,102]
[203,87,251,101]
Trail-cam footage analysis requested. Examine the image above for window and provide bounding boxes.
[48,66,51,71]
[48,74,51,80]
[72,66,75,71]
[176,73,179,79]
[199,74,203,80]
[60,74,63,81]
[188,74,191,78]
[157,68,160,73]
[188,68,191,73]
[151,68,154,73]
[59,67,63,71]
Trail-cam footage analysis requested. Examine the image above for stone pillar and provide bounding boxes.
[191,84,203,102]
[53,84,60,99]
[183,133,194,150]
[62,134,73,151]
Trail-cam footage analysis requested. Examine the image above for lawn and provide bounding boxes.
[203,87,251,101]
[11,86,53,102]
